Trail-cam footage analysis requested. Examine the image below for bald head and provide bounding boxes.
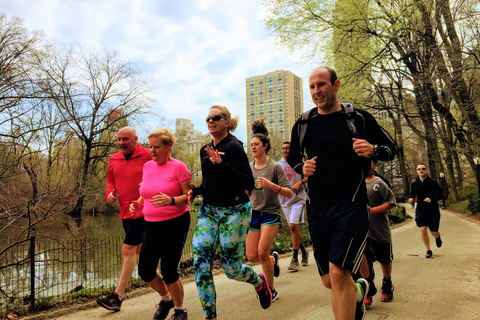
[117,126,138,154]
[309,66,341,114]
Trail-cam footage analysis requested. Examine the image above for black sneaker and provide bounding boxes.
[271,288,279,302]
[255,273,272,309]
[153,299,174,320]
[426,250,433,258]
[381,279,394,302]
[170,308,188,320]
[435,236,442,248]
[272,251,280,277]
[96,292,122,311]
[355,278,369,320]
[301,251,309,266]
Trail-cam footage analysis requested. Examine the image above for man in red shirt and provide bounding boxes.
[97,126,169,313]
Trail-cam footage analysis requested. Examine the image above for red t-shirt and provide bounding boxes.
[105,144,152,220]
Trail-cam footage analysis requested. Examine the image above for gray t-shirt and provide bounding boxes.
[250,158,292,216]
[278,158,306,207]
[366,177,396,243]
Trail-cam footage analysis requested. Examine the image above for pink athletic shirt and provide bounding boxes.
[140,158,192,222]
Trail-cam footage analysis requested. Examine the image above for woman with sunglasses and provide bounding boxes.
[188,105,272,320]
[246,119,293,303]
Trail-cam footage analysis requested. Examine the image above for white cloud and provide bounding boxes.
[2,0,316,143]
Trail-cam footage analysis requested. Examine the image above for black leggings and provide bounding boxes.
[138,211,190,284]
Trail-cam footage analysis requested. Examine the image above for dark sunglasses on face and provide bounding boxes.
[417,168,426,171]
[206,115,226,122]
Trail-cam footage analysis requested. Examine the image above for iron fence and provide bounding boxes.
[0,227,195,319]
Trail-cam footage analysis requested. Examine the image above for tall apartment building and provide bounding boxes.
[245,70,304,143]
[175,118,208,154]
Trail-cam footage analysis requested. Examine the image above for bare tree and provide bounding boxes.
[38,45,157,227]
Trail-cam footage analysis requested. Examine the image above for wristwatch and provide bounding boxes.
[373,144,380,157]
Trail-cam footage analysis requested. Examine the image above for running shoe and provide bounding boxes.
[170,308,188,320]
[96,292,122,311]
[435,236,442,248]
[272,251,280,277]
[255,273,272,309]
[288,259,300,271]
[153,299,174,320]
[363,296,373,309]
[301,251,309,266]
[426,250,433,258]
[381,279,394,302]
[355,278,369,320]
[271,288,279,302]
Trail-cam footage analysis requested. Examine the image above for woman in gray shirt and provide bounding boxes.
[246,120,293,303]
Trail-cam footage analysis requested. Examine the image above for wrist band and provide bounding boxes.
[276,186,281,193]
[171,197,175,206]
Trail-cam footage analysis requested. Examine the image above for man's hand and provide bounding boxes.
[424,197,431,203]
[303,156,317,177]
[129,200,140,216]
[107,189,118,204]
[408,198,414,204]
[352,138,375,158]
[292,181,302,192]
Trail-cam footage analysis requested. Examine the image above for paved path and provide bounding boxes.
[35,206,480,319]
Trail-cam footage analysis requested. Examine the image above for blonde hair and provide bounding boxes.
[147,128,175,146]
[210,105,239,132]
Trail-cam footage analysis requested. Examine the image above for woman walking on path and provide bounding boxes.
[130,128,192,320]
[246,120,293,303]
[188,105,272,320]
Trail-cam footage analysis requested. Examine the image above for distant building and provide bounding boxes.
[175,118,208,154]
[245,70,304,143]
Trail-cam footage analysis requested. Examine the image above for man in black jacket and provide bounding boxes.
[409,163,444,258]
[288,66,395,320]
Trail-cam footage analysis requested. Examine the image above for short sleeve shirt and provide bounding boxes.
[249,158,292,216]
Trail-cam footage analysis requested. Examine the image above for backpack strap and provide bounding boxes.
[297,103,362,159]
[342,103,359,138]
[297,107,316,160]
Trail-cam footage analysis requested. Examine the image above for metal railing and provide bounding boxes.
[0,227,195,318]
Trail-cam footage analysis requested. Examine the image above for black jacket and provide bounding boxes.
[410,176,444,209]
[195,133,254,207]
[287,108,395,205]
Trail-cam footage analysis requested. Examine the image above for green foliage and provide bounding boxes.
[448,200,470,214]
[388,205,408,225]
[271,220,311,254]
[457,185,478,201]
[467,198,480,215]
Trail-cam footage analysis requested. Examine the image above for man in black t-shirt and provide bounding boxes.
[288,67,395,320]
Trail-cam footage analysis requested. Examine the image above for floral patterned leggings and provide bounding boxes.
[193,202,261,319]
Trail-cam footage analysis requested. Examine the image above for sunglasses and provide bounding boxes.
[206,115,226,122]
[417,168,426,171]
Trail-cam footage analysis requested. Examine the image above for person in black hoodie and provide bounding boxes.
[409,163,444,258]
[188,105,272,320]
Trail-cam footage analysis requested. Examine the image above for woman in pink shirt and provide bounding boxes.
[130,128,192,320]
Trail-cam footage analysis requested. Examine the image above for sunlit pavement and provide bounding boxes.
[29,205,480,320]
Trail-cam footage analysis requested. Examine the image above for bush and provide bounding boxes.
[467,198,480,215]
[388,205,407,225]
[457,185,478,201]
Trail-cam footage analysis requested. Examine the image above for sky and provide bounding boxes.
[2,0,318,143]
